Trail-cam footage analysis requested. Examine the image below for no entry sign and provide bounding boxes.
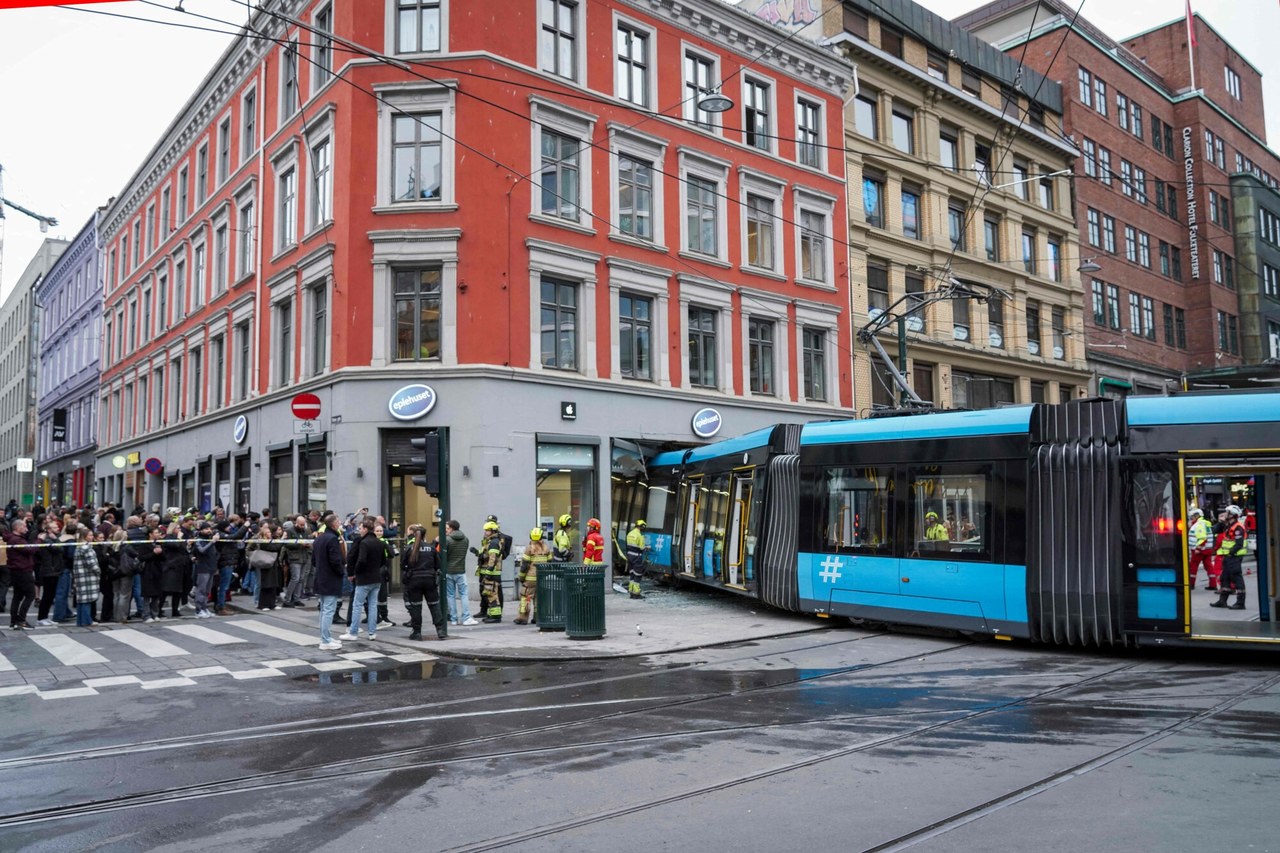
[291,392,322,420]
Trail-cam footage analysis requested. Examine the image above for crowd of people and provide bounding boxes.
[0,500,649,650]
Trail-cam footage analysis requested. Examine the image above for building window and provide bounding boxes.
[392,112,442,202]
[1087,208,1101,247]
[277,166,297,251]
[1047,236,1062,282]
[235,321,251,401]
[1175,308,1187,349]
[1051,307,1066,359]
[1129,294,1142,338]
[1103,215,1116,253]
[948,202,966,251]
[880,25,903,58]
[192,243,206,309]
[314,4,333,84]
[1117,93,1129,131]
[1163,303,1175,346]
[1120,160,1133,197]
[1039,174,1054,210]
[617,154,652,240]
[926,49,948,81]
[984,215,1000,261]
[952,296,970,341]
[1141,296,1156,340]
[281,39,299,119]
[242,88,257,159]
[1082,138,1096,177]
[1138,232,1151,268]
[890,104,913,154]
[1124,225,1137,263]
[140,287,152,340]
[974,142,991,186]
[988,297,1004,348]
[217,117,231,184]
[796,99,821,168]
[394,267,442,361]
[619,293,652,381]
[1132,102,1144,138]
[615,23,649,107]
[310,137,333,226]
[1012,159,1029,200]
[1078,67,1092,107]
[1159,240,1171,276]
[540,277,577,371]
[939,126,958,171]
[799,209,827,282]
[1092,280,1105,326]
[276,301,292,387]
[802,328,826,401]
[196,145,208,205]
[1021,228,1036,274]
[862,172,884,228]
[1026,300,1041,355]
[310,283,328,376]
[540,129,580,221]
[237,201,254,278]
[961,66,980,97]
[853,93,877,139]
[1263,263,1279,299]
[396,0,441,54]
[685,175,719,255]
[210,335,225,411]
[174,257,186,320]
[745,194,775,270]
[905,271,925,332]
[867,259,889,318]
[747,318,774,395]
[688,306,717,388]
[1098,148,1111,186]
[1106,283,1121,330]
[1094,77,1107,115]
[901,186,920,240]
[843,5,868,38]
[1225,66,1242,99]
[683,51,716,130]
[214,224,228,294]
[743,79,771,151]
[156,273,167,331]
[178,166,189,221]
[540,0,578,81]
[191,347,204,416]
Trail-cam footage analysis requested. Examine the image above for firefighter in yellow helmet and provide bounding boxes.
[626,520,648,599]
[515,528,550,625]
[551,513,574,562]
[582,518,605,565]
[471,521,504,622]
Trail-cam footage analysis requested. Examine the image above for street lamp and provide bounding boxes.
[1078,258,1102,274]
[697,89,734,113]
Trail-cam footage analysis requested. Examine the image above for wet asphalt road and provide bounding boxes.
[2,627,1278,853]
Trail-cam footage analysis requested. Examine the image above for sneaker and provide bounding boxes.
[36,619,54,627]
[366,633,377,641]
[144,617,156,623]
[376,620,393,630]
[338,632,359,641]
[462,618,479,626]
[319,640,343,651]
[271,606,281,611]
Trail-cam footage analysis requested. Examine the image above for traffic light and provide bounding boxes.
[409,432,441,496]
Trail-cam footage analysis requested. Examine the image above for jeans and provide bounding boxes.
[131,574,147,618]
[76,602,94,627]
[244,567,258,598]
[216,565,234,610]
[349,583,379,637]
[318,595,339,644]
[53,568,72,622]
[193,573,215,614]
[446,573,469,623]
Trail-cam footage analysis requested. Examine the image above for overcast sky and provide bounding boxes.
[1,0,1277,299]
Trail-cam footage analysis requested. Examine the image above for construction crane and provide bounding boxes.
[0,163,60,293]
[856,274,1009,409]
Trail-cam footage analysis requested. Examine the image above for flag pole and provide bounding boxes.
[1185,0,1197,92]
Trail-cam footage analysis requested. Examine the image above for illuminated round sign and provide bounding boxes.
[388,383,437,421]
[111,455,127,470]
[691,407,723,439]
[233,415,248,445]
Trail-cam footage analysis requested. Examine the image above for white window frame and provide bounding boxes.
[298,248,334,378]
[608,123,667,248]
[677,273,733,394]
[607,256,671,386]
[795,300,840,407]
[738,166,785,277]
[368,228,461,369]
[386,0,447,55]
[236,188,256,281]
[529,96,596,232]
[794,93,825,172]
[212,216,230,297]
[305,110,335,234]
[241,86,258,161]
[537,0,585,83]
[374,82,457,210]
[273,144,299,255]
[192,235,208,311]
[312,2,334,90]
[740,291,789,400]
[279,35,300,123]
[267,275,296,391]
[526,238,599,377]
[681,44,722,134]
[207,325,228,412]
[741,72,776,153]
[216,110,233,186]
[613,13,655,109]
[793,186,837,290]
[678,147,730,264]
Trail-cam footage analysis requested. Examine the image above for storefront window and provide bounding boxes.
[300,442,328,512]
[536,443,596,558]
[269,452,293,518]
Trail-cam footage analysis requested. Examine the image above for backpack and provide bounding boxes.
[498,532,513,560]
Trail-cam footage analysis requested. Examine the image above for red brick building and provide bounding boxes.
[959,2,1280,394]
[95,0,853,542]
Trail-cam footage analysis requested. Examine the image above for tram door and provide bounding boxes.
[724,469,754,589]
[1122,458,1186,635]
[679,476,702,576]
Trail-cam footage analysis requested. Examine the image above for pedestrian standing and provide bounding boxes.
[401,524,448,641]
[70,523,99,628]
[313,513,347,650]
[53,521,76,623]
[140,525,167,622]
[626,520,648,600]
[3,519,37,630]
[474,523,504,623]
[1211,505,1249,610]
[159,522,189,619]
[108,528,133,623]
[443,520,475,626]
[191,523,219,618]
[582,518,605,565]
[34,519,63,626]
[281,517,313,607]
[1187,507,1217,590]
[341,519,384,641]
[375,522,398,629]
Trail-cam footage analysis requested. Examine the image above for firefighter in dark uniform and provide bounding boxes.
[626,520,648,599]
[1210,505,1249,610]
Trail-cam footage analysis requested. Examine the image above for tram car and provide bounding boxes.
[642,392,1280,649]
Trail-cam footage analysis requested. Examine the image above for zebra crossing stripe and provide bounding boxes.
[230,668,285,680]
[177,667,232,678]
[338,651,385,661]
[311,660,363,672]
[103,628,190,658]
[0,685,38,697]
[38,687,99,700]
[164,624,248,645]
[229,620,319,646]
[0,651,15,672]
[29,635,108,666]
[140,677,197,690]
[83,676,143,688]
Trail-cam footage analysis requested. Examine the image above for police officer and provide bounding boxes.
[515,528,550,625]
[1187,507,1216,590]
[552,514,574,562]
[625,520,647,600]
[582,518,604,565]
[1211,505,1248,610]
[471,521,504,622]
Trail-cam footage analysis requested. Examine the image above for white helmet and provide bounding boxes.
[1188,507,1203,518]
[1225,505,1243,518]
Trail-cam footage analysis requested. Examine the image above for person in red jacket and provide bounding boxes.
[582,518,605,565]
[2,519,37,630]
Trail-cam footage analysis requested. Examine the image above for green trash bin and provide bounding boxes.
[565,564,607,640]
[536,564,567,632]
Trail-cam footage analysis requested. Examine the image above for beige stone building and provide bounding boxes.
[742,0,1091,412]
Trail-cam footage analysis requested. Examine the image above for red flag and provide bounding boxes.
[1186,0,1198,48]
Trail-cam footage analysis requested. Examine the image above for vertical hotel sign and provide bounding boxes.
[1182,127,1200,280]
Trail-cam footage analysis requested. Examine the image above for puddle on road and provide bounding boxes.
[297,660,505,685]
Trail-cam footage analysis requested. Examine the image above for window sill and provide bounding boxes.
[302,220,336,242]
[372,202,458,215]
[528,213,596,237]
[270,244,299,264]
[608,233,668,254]
[678,250,730,269]
[795,277,836,293]
[234,272,256,289]
[737,265,788,284]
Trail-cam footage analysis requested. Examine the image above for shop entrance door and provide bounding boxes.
[535,443,597,562]
[724,469,754,588]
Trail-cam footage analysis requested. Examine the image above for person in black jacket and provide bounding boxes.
[401,525,447,641]
[314,513,347,650]
[340,519,384,641]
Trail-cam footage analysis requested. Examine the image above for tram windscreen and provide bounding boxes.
[822,467,891,554]
[909,469,990,560]
[1130,469,1179,566]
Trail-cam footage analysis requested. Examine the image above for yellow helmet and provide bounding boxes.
[558,514,572,528]
[634,519,647,528]
[925,511,938,521]
[483,521,499,532]
[529,528,543,541]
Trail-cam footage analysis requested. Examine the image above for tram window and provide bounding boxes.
[822,467,892,554]
[910,469,990,561]
[1130,468,1178,566]
[645,483,671,530]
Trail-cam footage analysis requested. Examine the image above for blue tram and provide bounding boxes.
[642,392,1280,649]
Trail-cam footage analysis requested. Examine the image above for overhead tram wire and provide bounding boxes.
[84,0,874,373]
